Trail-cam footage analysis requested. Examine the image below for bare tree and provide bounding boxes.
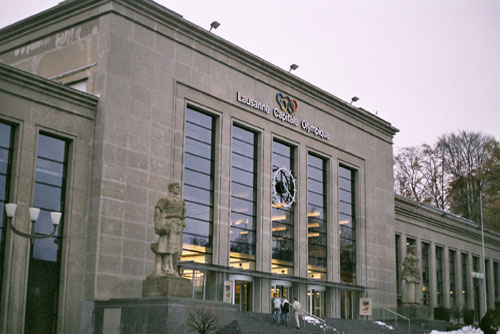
[420,143,449,210]
[186,307,220,334]
[438,131,496,223]
[394,146,425,202]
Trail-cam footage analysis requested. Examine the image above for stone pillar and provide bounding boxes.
[259,130,272,273]
[456,251,463,309]
[325,287,338,318]
[466,254,474,310]
[479,258,486,317]
[327,158,339,283]
[296,145,308,278]
[429,242,437,314]
[443,246,450,309]
[487,259,495,310]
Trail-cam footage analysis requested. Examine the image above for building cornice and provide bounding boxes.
[0,0,398,141]
[395,194,500,249]
[0,62,98,119]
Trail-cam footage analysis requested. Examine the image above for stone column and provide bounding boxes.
[479,258,486,317]
[327,158,339,282]
[295,145,308,278]
[259,130,272,273]
[487,259,495,310]
[466,254,474,310]
[429,242,437,313]
[443,246,450,308]
[456,251,464,309]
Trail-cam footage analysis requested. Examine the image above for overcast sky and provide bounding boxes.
[2,0,499,150]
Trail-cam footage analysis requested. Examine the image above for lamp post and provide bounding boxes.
[479,192,487,315]
[4,203,61,243]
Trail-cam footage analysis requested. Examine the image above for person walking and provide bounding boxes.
[271,293,281,325]
[281,297,290,326]
[292,297,301,329]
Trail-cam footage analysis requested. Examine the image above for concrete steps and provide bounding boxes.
[216,311,438,334]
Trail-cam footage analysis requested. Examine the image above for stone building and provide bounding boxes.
[0,1,498,333]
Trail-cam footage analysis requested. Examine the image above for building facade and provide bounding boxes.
[0,1,498,333]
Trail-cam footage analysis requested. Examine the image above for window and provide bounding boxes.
[307,154,327,280]
[339,166,355,284]
[449,249,456,307]
[271,140,295,275]
[25,134,68,334]
[0,122,14,299]
[182,108,215,264]
[494,262,499,301]
[421,242,430,305]
[436,246,443,306]
[395,235,402,296]
[461,253,468,306]
[230,125,257,270]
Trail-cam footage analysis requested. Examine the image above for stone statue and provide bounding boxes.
[147,182,186,278]
[402,245,422,304]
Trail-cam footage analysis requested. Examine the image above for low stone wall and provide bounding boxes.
[93,297,239,333]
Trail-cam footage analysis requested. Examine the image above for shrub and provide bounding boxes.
[186,307,220,334]
[479,308,500,334]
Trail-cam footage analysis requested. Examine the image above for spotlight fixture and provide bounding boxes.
[288,64,299,73]
[209,21,220,32]
[350,96,359,104]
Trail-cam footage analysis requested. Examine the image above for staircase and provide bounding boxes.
[216,312,437,334]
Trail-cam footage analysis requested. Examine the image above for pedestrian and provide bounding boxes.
[292,297,301,329]
[271,293,281,325]
[281,297,290,326]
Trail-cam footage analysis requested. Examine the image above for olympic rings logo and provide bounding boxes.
[276,92,298,114]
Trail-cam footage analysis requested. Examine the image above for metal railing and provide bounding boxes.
[382,308,411,334]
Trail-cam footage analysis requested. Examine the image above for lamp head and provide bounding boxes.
[50,212,62,226]
[289,64,299,72]
[29,207,40,222]
[5,203,17,218]
[209,21,220,32]
[350,96,359,104]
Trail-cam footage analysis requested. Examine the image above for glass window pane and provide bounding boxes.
[231,197,254,215]
[184,169,212,190]
[37,135,66,162]
[0,123,12,147]
[231,167,254,187]
[184,218,211,237]
[185,138,213,160]
[232,139,254,158]
[308,155,323,169]
[185,122,213,144]
[339,201,352,215]
[307,179,324,195]
[0,175,6,201]
[185,201,212,222]
[232,126,255,145]
[186,108,213,130]
[184,184,212,206]
[232,154,254,173]
[231,182,255,202]
[339,166,352,180]
[230,213,255,231]
[185,153,212,174]
[339,177,352,191]
[32,237,59,262]
[33,183,63,212]
[308,191,324,207]
[35,158,64,187]
[273,141,291,157]
[230,227,255,244]
[0,148,10,174]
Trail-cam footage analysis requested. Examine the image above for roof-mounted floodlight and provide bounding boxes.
[289,64,299,73]
[350,96,359,104]
[209,21,220,32]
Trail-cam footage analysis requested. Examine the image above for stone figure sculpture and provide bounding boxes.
[402,245,422,304]
[148,182,186,278]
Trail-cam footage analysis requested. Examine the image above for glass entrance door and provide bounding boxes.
[340,290,354,319]
[307,286,325,317]
[270,281,293,312]
[235,281,253,311]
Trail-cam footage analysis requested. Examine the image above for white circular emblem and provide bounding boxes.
[272,166,296,208]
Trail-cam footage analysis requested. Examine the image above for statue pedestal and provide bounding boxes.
[142,276,193,298]
[398,304,429,320]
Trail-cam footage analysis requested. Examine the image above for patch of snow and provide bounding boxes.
[374,321,394,330]
[429,326,485,334]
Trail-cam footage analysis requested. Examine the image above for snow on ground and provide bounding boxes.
[430,326,500,334]
[374,321,394,330]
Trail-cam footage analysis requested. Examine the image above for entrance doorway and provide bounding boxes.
[230,275,253,312]
[307,285,325,317]
[270,280,293,312]
[340,290,355,319]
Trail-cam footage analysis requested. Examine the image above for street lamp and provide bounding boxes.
[4,203,61,243]
[479,192,487,315]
